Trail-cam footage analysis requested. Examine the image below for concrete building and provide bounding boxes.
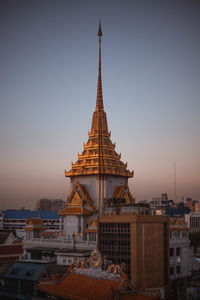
[35,198,66,212]
[98,214,169,299]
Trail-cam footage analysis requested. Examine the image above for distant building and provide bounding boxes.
[35,198,66,212]
[185,213,200,232]
[150,194,174,215]
[98,214,169,299]
[2,210,59,238]
[185,198,200,213]
[166,202,190,218]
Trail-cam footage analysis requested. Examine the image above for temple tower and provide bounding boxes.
[60,22,134,238]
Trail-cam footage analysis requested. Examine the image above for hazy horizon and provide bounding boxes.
[1,0,200,210]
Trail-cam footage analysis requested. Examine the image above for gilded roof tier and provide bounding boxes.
[65,23,133,179]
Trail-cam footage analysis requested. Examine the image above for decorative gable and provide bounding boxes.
[112,184,134,204]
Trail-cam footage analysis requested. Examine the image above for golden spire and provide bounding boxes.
[91,21,108,134]
[96,20,103,112]
[65,22,133,179]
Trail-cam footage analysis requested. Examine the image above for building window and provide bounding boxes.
[176,247,181,256]
[176,265,181,274]
[170,248,174,256]
[63,259,66,263]
[99,223,131,278]
[170,267,174,275]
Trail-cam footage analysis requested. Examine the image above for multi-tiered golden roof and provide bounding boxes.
[65,22,133,179]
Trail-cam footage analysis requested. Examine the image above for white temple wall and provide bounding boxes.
[70,175,128,209]
[65,215,80,236]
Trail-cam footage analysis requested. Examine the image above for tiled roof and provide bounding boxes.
[58,207,92,216]
[38,273,160,300]
[6,261,46,281]
[169,218,187,226]
[38,272,121,300]
[28,218,43,225]
[3,210,59,220]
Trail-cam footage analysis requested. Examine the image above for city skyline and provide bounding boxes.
[1,0,200,209]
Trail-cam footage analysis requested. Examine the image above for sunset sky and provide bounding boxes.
[1,0,200,209]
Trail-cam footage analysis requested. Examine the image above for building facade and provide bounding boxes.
[169,219,191,280]
[98,214,169,298]
[185,213,200,232]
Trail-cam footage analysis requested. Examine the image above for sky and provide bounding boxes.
[0,0,200,209]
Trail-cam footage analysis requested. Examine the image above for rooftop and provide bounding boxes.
[3,210,59,220]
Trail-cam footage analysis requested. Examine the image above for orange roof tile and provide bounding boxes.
[25,227,45,231]
[170,227,189,231]
[26,218,43,226]
[38,273,160,300]
[58,207,92,216]
[85,228,97,233]
[38,273,121,300]
[169,218,187,226]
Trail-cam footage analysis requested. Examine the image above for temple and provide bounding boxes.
[59,22,134,240]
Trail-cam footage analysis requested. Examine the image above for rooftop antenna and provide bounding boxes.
[174,161,178,203]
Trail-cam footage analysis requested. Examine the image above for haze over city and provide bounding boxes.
[0,0,200,209]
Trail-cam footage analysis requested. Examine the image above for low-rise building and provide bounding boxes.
[185,213,200,232]
[169,219,191,280]
[2,210,59,238]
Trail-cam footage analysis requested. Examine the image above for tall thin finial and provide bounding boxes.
[98,20,102,37]
[96,21,103,111]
